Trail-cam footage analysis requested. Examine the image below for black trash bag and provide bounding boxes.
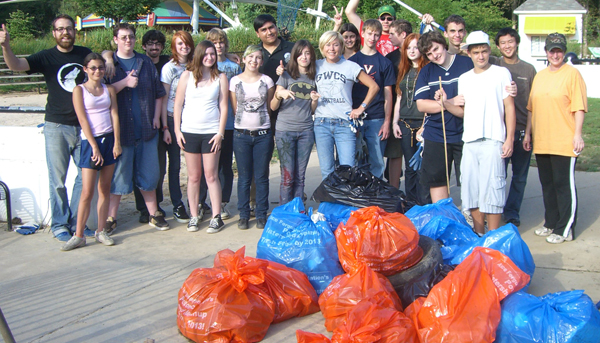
[394,263,454,309]
[312,165,409,213]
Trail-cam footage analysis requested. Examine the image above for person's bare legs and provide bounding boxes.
[74,168,98,238]
[203,152,222,216]
[388,157,402,189]
[140,189,158,215]
[486,213,501,231]
[430,185,449,203]
[108,194,121,218]
[184,152,203,218]
[96,164,115,233]
[471,208,486,235]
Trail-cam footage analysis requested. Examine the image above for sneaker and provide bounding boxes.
[198,204,210,222]
[95,230,115,246]
[220,203,231,220]
[83,227,95,237]
[238,218,249,230]
[463,210,473,227]
[256,218,267,229]
[61,236,86,251]
[207,214,225,234]
[105,217,117,236]
[55,231,72,242]
[187,216,200,232]
[150,211,170,231]
[535,227,553,237]
[546,231,573,244]
[173,204,191,223]
[139,212,149,224]
[506,218,521,227]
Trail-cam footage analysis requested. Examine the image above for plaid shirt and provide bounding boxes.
[108,51,166,146]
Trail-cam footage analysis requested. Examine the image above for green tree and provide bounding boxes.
[7,10,38,39]
[76,0,162,23]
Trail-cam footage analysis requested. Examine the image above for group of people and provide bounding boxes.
[0,3,586,251]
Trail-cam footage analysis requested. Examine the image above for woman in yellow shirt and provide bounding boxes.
[524,33,587,244]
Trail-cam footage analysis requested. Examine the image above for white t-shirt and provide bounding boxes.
[458,64,512,143]
[161,60,187,114]
[229,74,274,130]
[181,74,221,134]
[314,58,362,120]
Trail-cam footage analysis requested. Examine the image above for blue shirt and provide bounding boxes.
[217,58,242,130]
[349,51,396,120]
[108,51,166,146]
[413,54,473,143]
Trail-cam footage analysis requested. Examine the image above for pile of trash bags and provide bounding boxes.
[177,197,600,343]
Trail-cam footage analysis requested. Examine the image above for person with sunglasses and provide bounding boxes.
[344,0,398,56]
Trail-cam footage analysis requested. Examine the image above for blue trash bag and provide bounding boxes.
[418,215,479,263]
[497,290,600,343]
[256,198,345,295]
[446,224,535,282]
[405,198,469,230]
[317,202,357,231]
[272,196,306,215]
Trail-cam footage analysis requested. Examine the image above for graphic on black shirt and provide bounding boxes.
[57,63,85,92]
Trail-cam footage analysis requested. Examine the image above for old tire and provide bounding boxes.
[386,235,443,291]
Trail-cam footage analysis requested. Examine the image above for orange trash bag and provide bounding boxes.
[296,330,331,343]
[335,206,423,275]
[318,263,403,332]
[404,247,531,343]
[177,247,275,343]
[260,260,320,323]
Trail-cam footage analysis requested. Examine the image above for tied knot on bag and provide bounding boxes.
[214,247,269,292]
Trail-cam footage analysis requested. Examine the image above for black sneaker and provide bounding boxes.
[105,216,117,236]
[138,211,149,224]
[256,218,267,229]
[150,211,170,231]
[173,204,190,223]
[207,214,225,234]
[238,218,249,230]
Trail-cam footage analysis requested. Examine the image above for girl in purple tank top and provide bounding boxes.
[62,53,121,251]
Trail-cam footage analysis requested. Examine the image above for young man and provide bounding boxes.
[494,28,536,227]
[349,19,396,179]
[106,24,168,231]
[1,15,94,242]
[255,14,294,85]
[345,0,398,56]
[198,28,242,221]
[414,31,474,203]
[444,15,468,56]
[385,19,413,71]
[455,31,516,235]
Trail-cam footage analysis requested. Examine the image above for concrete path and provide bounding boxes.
[1,149,600,342]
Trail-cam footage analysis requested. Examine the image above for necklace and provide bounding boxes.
[405,67,418,109]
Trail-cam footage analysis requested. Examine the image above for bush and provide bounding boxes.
[7,10,38,40]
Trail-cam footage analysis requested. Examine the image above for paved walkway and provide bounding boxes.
[1,148,600,342]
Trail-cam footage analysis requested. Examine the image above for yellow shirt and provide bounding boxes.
[527,64,587,157]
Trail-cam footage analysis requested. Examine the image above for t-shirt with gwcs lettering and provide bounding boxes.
[26,45,92,126]
[314,58,363,120]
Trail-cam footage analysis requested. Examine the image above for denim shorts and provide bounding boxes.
[79,132,118,170]
[110,134,160,194]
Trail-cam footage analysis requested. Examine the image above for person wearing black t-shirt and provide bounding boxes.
[1,15,92,242]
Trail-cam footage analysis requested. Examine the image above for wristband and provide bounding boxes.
[162,126,169,132]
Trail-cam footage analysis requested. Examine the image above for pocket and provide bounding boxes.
[487,176,507,207]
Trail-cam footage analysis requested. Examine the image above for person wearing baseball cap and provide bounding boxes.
[344,0,398,55]
[454,30,516,235]
[525,32,587,244]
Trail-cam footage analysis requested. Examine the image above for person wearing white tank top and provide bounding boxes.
[62,53,121,251]
[174,41,229,233]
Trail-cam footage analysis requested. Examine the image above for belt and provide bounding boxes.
[235,128,271,137]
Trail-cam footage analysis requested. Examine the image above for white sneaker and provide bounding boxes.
[535,227,553,237]
[546,231,573,244]
[221,203,231,220]
[187,216,200,232]
[61,236,86,251]
[95,230,115,246]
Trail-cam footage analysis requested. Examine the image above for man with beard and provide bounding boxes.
[0,15,94,242]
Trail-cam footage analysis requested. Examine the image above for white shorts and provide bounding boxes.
[460,139,506,214]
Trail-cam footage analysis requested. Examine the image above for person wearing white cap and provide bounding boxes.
[451,30,516,235]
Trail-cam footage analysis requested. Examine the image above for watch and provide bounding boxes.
[360,102,367,109]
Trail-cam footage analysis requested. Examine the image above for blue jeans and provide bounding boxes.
[44,122,82,236]
[503,130,532,221]
[111,134,160,195]
[360,118,387,179]
[233,130,273,219]
[314,117,356,180]
[275,129,315,204]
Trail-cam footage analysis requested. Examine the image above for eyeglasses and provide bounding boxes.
[379,16,394,22]
[119,35,136,42]
[87,66,105,72]
[54,27,75,33]
[145,41,162,47]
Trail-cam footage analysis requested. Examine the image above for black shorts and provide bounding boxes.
[420,139,463,188]
[182,132,217,154]
[79,132,118,170]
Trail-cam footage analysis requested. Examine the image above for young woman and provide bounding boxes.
[62,53,121,251]
[391,33,431,205]
[313,31,379,180]
[270,40,319,205]
[340,23,361,60]
[160,30,194,223]
[173,41,228,234]
[230,45,275,230]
